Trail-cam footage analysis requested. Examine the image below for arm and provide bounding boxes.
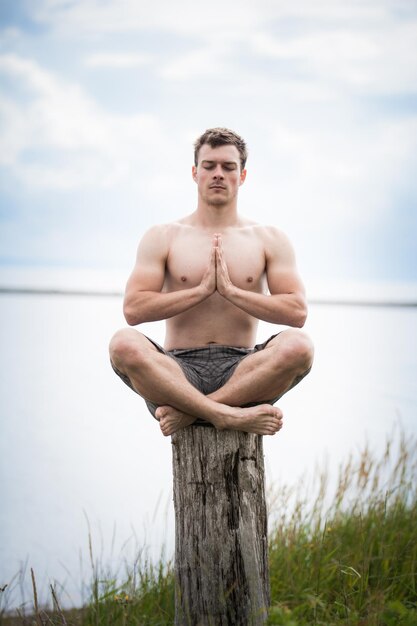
[216,230,307,327]
[123,226,216,326]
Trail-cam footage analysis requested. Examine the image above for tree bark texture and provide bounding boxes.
[172,426,270,626]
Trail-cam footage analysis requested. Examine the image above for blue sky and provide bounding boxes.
[0,0,416,290]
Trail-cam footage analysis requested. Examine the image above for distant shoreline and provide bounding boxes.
[1,285,416,308]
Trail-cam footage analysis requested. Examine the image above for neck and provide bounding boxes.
[194,202,240,228]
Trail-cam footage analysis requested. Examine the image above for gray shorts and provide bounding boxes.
[112,334,280,425]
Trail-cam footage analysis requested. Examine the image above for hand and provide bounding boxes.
[215,234,233,297]
[199,239,217,295]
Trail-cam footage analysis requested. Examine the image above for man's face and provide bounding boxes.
[192,144,246,207]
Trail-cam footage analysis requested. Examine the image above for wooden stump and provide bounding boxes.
[171,426,270,626]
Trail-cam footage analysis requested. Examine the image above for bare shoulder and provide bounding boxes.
[140,222,175,243]
[137,221,184,255]
[246,223,296,261]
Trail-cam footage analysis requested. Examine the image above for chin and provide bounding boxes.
[207,199,228,207]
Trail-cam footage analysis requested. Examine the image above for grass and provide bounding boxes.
[1,428,416,625]
[0,548,175,626]
[266,428,417,625]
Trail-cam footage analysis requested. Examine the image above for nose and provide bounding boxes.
[212,164,224,178]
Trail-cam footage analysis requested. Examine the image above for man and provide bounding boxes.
[109,128,313,437]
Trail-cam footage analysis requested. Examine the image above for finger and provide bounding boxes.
[214,233,223,247]
[212,248,217,271]
[219,248,228,270]
[215,247,223,268]
[216,239,224,260]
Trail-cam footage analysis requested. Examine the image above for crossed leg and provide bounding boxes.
[156,330,313,435]
[109,329,313,437]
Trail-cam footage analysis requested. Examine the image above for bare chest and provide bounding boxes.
[165,231,266,291]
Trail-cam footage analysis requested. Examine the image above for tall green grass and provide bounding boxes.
[0,547,175,625]
[1,429,416,625]
[267,428,417,625]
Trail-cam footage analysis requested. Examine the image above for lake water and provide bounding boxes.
[0,281,416,611]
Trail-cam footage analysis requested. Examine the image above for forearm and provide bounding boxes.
[124,286,210,326]
[223,286,307,327]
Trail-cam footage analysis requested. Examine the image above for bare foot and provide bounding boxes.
[155,404,283,437]
[156,406,196,436]
[223,404,283,435]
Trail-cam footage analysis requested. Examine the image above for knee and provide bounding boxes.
[277,330,314,372]
[109,328,145,370]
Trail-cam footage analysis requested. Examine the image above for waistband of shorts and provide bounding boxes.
[168,344,252,357]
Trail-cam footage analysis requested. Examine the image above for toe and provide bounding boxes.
[160,422,171,437]
[155,406,167,421]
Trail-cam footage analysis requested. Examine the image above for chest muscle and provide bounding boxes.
[165,232,266,291]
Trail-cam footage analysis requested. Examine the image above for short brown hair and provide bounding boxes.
[194,128,248,170]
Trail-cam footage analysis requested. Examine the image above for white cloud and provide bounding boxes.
[240,114,417,234]
[249,20,417,95]
[160,42,234,80]
[0,54,163,189]
[24,0,417,92]
[31,0,394,36]
[250,30,379,84]
[85,52,152,69]
[0,96,31,165]
[31,0,261,36]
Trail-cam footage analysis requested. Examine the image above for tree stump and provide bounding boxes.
[171,426,270,626]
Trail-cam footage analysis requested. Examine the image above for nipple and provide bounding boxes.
[247,276,253,283]
[181,276,187,282]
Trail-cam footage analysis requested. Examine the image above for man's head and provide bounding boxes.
[194,128,248,171]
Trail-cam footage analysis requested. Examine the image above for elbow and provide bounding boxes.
[294,310,307,328]
[292,296,308,328]
[124,310,139,326]
[123,300,142,326]
[124,314,139,327]
[124,292,160,325]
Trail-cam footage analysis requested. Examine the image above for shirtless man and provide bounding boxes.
[109,128,314,437]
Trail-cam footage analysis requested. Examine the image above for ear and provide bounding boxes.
[192,165,198,182]
[239,168,247,185]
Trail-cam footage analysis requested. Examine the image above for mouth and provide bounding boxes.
[209,184,226,190]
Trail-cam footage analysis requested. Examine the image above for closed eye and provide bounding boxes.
[201,160,238,171]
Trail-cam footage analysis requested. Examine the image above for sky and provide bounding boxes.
[0,0,417,293]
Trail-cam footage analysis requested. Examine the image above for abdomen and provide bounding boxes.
[164,296,259,350]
